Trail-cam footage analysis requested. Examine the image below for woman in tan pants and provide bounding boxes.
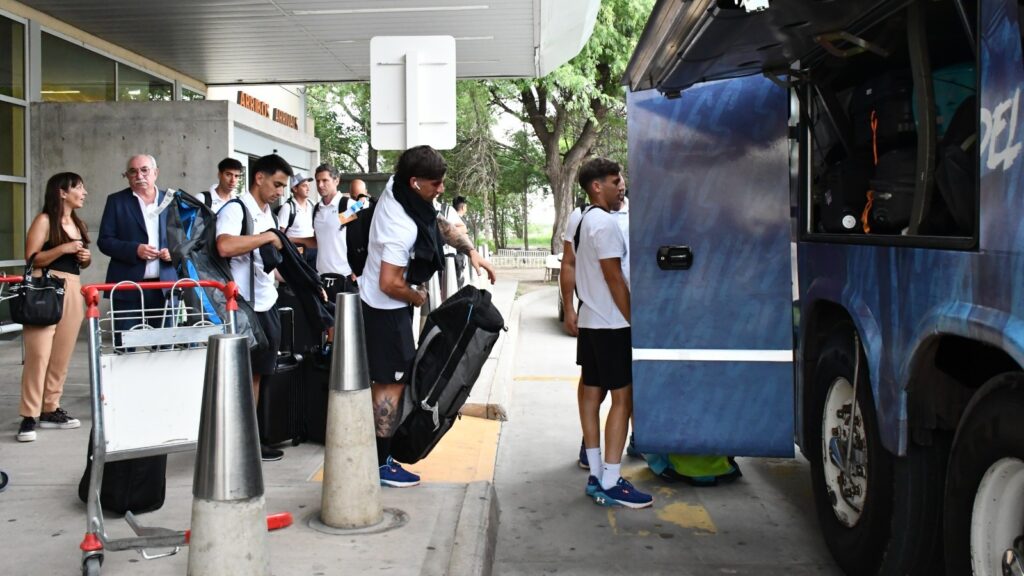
[17,172,92,442]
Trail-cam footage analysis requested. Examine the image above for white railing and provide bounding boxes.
[491,248,550,268]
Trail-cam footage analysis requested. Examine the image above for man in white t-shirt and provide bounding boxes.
[442,196,469,286]
[198,157,243,213]
[216,154,290,462]
[277,172,317,266]
[313,163,358,298]
[573,158,652,509]
[361,145,497,488]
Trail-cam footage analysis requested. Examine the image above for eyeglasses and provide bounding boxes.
[125,167,153,177]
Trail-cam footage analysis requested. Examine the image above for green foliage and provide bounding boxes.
[306,83,381,173]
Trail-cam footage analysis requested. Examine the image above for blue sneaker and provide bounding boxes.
[578,440,589,470]
[592,478,653,509]
[379,456,420,487]
[586,475,600,497]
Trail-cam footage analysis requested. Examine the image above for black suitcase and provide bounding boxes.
[78,430,167,515]
[849,70,917,155]
[276,285,324,356]
[301,349,330,444]
[256,353,302,445]
[869,148,917,233]
[818,156,871,233]
[391,286,504,464]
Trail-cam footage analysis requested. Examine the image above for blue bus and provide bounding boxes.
[624,0,1023,573]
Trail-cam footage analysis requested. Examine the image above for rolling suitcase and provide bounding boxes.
[256,307,304,445]
[301,348,330,444]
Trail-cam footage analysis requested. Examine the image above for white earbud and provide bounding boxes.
[413,181,421,190]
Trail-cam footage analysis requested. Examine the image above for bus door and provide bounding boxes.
[627,77,795,457]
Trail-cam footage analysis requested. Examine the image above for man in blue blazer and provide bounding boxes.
[98,154,176,335]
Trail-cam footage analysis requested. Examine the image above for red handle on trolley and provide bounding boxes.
[0,275,24,284]
[80,280,240,319]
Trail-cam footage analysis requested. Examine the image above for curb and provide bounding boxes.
[461,287,552,422]
[446,481,499,576]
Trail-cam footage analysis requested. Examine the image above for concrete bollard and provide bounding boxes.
[188,334,269,576]
[320,292,383,529]
[444,255,458,301]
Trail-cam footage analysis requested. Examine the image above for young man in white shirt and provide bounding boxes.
[361,146,496,487]
[443,196,469,286]
[198,157,243,213]
[216,154,290,462]
[277,172,317,266]
[313,163,358,298]
[574,158,652,508]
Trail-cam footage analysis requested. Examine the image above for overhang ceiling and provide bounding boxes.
[18,0,600,85]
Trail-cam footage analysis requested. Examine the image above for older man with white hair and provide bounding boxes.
[97,154,175,335]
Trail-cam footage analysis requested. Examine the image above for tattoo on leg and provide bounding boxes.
[374,396,400,437]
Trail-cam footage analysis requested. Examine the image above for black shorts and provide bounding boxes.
[362,302,415,384]
[576,327,632,390]
[251,305,282,376]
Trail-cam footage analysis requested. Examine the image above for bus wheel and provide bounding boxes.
[944,373,1024,575]
[808,330,893,574]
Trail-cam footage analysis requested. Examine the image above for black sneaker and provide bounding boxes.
[16,417,36,442]
[38,407,81,429]
[261,444,284,462]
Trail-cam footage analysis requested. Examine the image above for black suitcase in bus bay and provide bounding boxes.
[256,307,304,445]
[868,148,917,233]
[849,70,917,155]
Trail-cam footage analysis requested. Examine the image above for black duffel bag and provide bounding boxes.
[9,254,65,327]
[390,285,505,464]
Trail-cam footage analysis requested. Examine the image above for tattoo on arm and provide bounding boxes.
[374,395,401,437]
[437,215,475,255]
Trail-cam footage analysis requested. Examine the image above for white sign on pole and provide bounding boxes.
[370,36,456,151]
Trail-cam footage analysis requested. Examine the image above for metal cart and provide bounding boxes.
[0,274,24,497]
[75,279,290,576]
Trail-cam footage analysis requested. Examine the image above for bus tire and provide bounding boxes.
[808,329,944,575]
[944,372,1024,575]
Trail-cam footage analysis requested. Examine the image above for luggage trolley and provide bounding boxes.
[76,279,291,576]
[0,274,25,496]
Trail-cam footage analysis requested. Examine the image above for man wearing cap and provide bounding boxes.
[277,172,317,266]
[313,163,358,299]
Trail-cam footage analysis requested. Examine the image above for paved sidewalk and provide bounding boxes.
[0,276,517,576]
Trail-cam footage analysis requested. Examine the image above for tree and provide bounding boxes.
[489,0,653,252]
[306,83,381,173]
[445,82,501,246]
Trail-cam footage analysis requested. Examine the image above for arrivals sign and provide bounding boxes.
[237,91,299,130]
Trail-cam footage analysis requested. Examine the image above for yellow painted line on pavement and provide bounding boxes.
[513,375,579,382]
[310,415,500,484]
[657,502,717,534]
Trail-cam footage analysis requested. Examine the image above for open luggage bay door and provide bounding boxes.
[625,0,902,460]
[628,78,795,458]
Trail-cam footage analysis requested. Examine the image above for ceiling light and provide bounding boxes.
[40,90,81,94]
[455,36,494,41]
[293,5,488,16]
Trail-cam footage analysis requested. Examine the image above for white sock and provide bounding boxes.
[585,448,601,475]
[601,462,621,490]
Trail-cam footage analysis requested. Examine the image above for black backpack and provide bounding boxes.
[163,191,268,351]
[345,201,376,277]
[390,285,505,464]
[273,197,298,232]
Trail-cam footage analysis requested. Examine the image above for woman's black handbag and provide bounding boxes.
[9,254,66,327]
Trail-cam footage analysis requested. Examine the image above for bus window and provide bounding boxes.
[805,0,978,243]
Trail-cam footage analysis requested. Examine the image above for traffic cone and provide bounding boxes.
[321,292,383,529]
[188,333,269,576]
